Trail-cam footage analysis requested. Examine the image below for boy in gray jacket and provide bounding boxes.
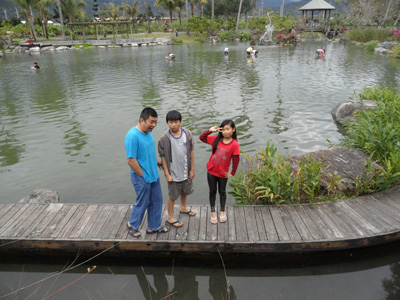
[158,110,196,227]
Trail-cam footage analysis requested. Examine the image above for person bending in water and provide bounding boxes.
[167,53,175,60]
[316,49,325,57]
[246,47,253,56]
[224,47,229,55]
[200,120,240,224]
[32,62,40,69]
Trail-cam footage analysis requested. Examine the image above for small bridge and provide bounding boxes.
[1,186,400,259]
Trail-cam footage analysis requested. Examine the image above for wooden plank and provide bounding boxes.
[158,205,170,241]
[39,204,71,238]
[227,205,236,242]
[285,205,313,240]
[176,206,190,241]
[78,205,105,239]
[98,205,128,240]
[85,205,113,239]
[116,205,132,239]
[206,207,218,241]
[57,205,89,239]
[313,204,345,239]
[294,206,324,240]
[269,206,290,241]
[0,204,30,235]
[278,206,301,241]
[300,205,336,239]
[69,204,98,239]
[329,202,371,237]
[0,204,15,221]
[362,196,400,228]
[0,204,38,237]
[260,206,279,241]
[29,203,64,238]
[164,206,179,241]
[318,204,356,238]
[217,210,227,242]
[234,206,248,242]
[11,204,48,238]
[198,206,208,241]
[336,201,380,234]
[244,206,259,242]
[375,193,400,212]
[187,205,201,241]
[49,204,80,238]
[345,198,394,232]
[253,206,267,241]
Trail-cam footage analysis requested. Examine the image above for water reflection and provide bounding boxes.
[383,262,400,300]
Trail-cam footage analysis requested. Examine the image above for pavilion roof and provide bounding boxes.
[299,0,335,11]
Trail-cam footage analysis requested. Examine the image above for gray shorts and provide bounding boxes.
[168,179,194,200]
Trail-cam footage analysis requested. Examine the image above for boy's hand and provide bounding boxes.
[189,170,195,180]
[157,160,164,170]
[166,174,173,182]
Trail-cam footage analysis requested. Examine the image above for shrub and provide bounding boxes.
[171,37,183,44]
[345,28,390,43]
[341,86,400,194]
[392,45,400,58]
[364,40,379,51]
[228,142,344,205]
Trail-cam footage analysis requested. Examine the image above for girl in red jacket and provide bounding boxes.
[200,120,240,224]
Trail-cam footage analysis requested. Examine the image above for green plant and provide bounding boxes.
[345,28,390,43]
[228,141,341,205]
[364,40,379,51]
[171,37,183,44]
[392,45,400,58]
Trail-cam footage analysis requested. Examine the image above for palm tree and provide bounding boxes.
[55,0,65,39]
[236,0,243,31]
[15,0,38,41]
[62,0,86,40]
[198,0,207,16]
[280,0,285,17]
[154,0,176,25]
[174,0,185,30]
[143,0,151,33]
[35,0,52,39]
[122,1,141,35]
[252,0,258,18]
[102,2,120,20]
[63,0,86,23]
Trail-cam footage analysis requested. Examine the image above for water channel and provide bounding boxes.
[1,41,400,299]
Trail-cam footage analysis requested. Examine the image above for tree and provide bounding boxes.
[35,0,52,39]
[102,2,120,20]
[122,1,141,34]
[55,0,65,38]
[143,0,151,33]
[236,0,242,31]
[63,0,86,23]
[154,0,176,24]
[174,0,185,30]
[252,0,258,17]
[198,0,207,16]
[15,0,38,41]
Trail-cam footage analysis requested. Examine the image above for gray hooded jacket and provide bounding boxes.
[158,127,194,175]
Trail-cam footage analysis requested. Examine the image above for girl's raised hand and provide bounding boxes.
[209,126,220,132]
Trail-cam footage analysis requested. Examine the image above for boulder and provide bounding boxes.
[331,99,377,127]
[19,189,60,204]
[41,46,55,51]
[375,47,390,54]
[29,47,41,52]
[56,46,69,51]
[290,147,382,196]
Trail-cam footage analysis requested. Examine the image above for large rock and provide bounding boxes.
[331,99,377,127]
[291,147,382,196]
[19,188,60,204]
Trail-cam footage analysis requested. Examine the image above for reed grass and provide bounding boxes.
[345,28,390,43]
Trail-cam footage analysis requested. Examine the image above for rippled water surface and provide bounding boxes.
[1,41,399,205]
[1,41,400,299]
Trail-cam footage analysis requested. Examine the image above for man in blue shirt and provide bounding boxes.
[125,107,168,237]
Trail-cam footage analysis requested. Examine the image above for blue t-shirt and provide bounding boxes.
[125,126,159,183]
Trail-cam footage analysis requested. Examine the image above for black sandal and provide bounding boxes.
[146,227,168,234]
[127,223,141,238]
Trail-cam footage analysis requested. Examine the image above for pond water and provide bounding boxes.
[1,40,400,299]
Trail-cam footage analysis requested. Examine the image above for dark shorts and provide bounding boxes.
[168,179,194,200]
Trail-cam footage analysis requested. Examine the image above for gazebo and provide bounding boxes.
[299,0,335,21]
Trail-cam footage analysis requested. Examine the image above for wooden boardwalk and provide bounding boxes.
[1,185,400,257]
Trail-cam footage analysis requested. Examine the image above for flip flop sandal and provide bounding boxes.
[146,227,169,234]
[210,216,218,224]
[180,209,196,216]
[126,223,141,238]
[219,215,227,223]
[165,220,183,227]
